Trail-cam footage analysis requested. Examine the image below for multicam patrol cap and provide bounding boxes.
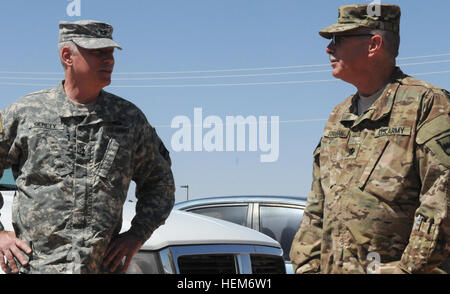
[319,4,401,39]
[58,20,122,50]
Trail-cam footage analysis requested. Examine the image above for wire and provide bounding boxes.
[410,70,450,76]
[0,82,54,87]
[1,52,449,76]
[0,69,332,81]
[0,69,449,88]
[108,69,450,88]
[106,52,450,75]
[109,79,339,88]
[397,52,450,60]
[1,59,450,82]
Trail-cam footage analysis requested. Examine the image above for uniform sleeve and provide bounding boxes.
[0,188,4,232]
[128,117,175,242]
[399,89,450,274]
[0,107,19,233]
[289,142,324,274]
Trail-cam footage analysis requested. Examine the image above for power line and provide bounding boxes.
[1,52,449,76]
[410,70,450,76]
[399,59,450,67]
[0,82,54,87]
[107,69,450,88]
[110,52,450,75]
[113,69,331,80]
[1,59,450,82]
[110,79,339,88]
[111,59,450,80]
[0,69,449,88]
[397,52,450,60]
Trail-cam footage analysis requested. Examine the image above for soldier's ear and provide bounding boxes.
[61,46,73,67]
[368,35,383,57]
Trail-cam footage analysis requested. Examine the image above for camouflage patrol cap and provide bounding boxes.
[58,20,122,50]
[319,4,401,39]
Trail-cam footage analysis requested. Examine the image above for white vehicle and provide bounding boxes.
[0,172,285,274]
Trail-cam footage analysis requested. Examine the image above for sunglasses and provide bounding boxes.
[331,34,374,46]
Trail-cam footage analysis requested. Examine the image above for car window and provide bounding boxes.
[259,205,303,261]
[188,205,248,227]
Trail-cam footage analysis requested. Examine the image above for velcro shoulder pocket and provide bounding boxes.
[423,132,450,168]
[416,114,450,168]
[416,114,450,145]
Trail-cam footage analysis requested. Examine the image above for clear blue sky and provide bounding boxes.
[0,0,449,203]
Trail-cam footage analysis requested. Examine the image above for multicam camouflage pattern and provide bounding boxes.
[0,82,175,273]
[290,67,450,274]
[59,20,122,50]
[319,4,401,39]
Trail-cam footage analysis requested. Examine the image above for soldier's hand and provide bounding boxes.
[102,232,143,273]
[0,231,32,274]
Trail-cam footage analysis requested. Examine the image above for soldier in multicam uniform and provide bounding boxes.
[290,4,449,274]
[0,20,175,274]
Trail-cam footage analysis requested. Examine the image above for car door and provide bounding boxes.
[252,203,304,261]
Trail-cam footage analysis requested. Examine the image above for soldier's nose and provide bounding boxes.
[326,42,335,54]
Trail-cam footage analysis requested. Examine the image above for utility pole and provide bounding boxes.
[180,185,189,201]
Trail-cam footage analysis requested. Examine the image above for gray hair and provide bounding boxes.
[371,29,400,58]
[58,41,79,68]
[354,27,400,59]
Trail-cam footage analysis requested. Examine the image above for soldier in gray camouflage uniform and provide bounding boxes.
[290,4,449,274]
[0,20,175,274]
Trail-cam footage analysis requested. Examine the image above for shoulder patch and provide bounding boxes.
[416,115,450,145]
[424,132,450,168]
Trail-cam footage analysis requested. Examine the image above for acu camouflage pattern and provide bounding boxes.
[290,67,450,274]
[0,82,175,273]
[59,20,122,50]
[319,4,401,39]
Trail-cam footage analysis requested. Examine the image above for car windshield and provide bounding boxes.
[0,169,16,190]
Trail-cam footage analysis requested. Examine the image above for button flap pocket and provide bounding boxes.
[97,138,120,178]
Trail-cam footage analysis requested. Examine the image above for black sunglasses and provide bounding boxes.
[331,34,374,46]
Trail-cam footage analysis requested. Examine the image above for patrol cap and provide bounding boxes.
[58,20,122,50]
[319,4,401,39]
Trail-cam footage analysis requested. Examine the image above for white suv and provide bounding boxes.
[0,171,285,274]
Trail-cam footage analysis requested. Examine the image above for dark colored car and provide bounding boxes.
[173,195,307,273]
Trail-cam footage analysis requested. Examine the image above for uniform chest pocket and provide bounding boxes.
[358,136,414,202]
[96,126,132,179]
[320,133,352,189]
[27,126,72,179]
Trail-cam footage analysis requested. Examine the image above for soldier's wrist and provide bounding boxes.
[127,226,151,243]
